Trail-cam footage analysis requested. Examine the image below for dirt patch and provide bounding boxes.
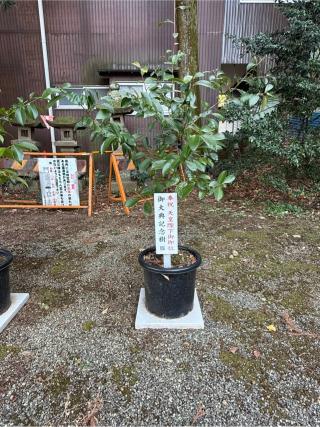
[0,196,319,425]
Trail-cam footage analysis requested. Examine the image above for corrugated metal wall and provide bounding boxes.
[198,0,225,105]
[43,0,175,85]
[0,0,44,105]
[222,0,287,64]
[0,0,287,150]
[198,0,225,71]
[0,0,49,146]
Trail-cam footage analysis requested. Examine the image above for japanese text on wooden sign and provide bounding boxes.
[154,193,178,254]
[38,158,80,206]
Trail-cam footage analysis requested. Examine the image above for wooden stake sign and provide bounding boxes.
[154,193,178,268]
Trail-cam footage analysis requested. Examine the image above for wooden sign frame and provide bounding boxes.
[0,152,94,217]
[107,151,131,216]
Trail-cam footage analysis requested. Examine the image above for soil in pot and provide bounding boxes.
[139,246,201,319]
[143,249,196,269]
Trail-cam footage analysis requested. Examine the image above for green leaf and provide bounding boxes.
[132,61,141,69]
[217,170,227,185]
[151,160,166,171]
[143,200,152,215]
[176,181,194,198]
[141,66,148,76]
[125,198,139,208]
[183,75,193,84]
[100,136,116,153]
[213,186,223,201]
[187,134,201,151]
[10,144,24,162]
[265,83,273,93]
[162,160,174,176]
[13,176,28,187]
[185,160,198,172]
[223,174,235,184]
[246,62,256,72]
[195,80,213,89]
[139,158,151,172]
[27,104,38,120]
[201,133,225,149]
[249,94,260,107]
[14,141,38,152]
[42,87,57,98]
[14,108,26,126]
[96,109,111,121]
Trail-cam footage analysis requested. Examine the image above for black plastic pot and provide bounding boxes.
[0,249,13,315]
[138,246,201,319]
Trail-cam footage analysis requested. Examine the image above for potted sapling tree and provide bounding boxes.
[47,52,235,319]
[45,51,276,320]
[96,51,236,319]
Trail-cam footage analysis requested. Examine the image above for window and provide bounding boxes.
[56,82,173,115]
[117,81,145,94]
[115,81,173,116]
[56,86,108,109]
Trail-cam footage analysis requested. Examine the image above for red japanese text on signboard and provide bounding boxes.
[154,193,178,255]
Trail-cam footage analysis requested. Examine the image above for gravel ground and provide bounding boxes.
[0,197,319,426]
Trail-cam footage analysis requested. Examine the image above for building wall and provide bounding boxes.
[43,0,175,86]
[0,0,44,106]
[222,0,287,64]
[0,0,286,150]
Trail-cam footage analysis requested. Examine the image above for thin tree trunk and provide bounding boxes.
[175,0,201,115]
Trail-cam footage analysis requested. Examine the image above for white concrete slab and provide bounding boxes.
[0,293,29,333]
[135,288,204,330]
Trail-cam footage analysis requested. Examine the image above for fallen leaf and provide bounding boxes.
[82,396,103,427]
[228,346,239,354]
[281,311,302,334]
[192,404,205,425]
[253,349,261,359]
[267,324,277,332]
[281,311,319,338]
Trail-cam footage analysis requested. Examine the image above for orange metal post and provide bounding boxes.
[88,153,94,217]
[111,154,130,216]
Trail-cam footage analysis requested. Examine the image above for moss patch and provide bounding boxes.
[48,250,86,280]
[47,372,71,397]
[219,350,260,383]
[37,287,74,309]
[206,294,273,329]
[0,344,21,360]
[280,289,313,315]
[111,365,138,402]
[82,320,96,332]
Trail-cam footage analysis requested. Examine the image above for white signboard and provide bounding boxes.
[38,158,80,206]
[154,193,178,255]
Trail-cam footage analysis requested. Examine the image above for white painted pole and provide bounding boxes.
[163,254,172,268]
[37,0,56,152]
